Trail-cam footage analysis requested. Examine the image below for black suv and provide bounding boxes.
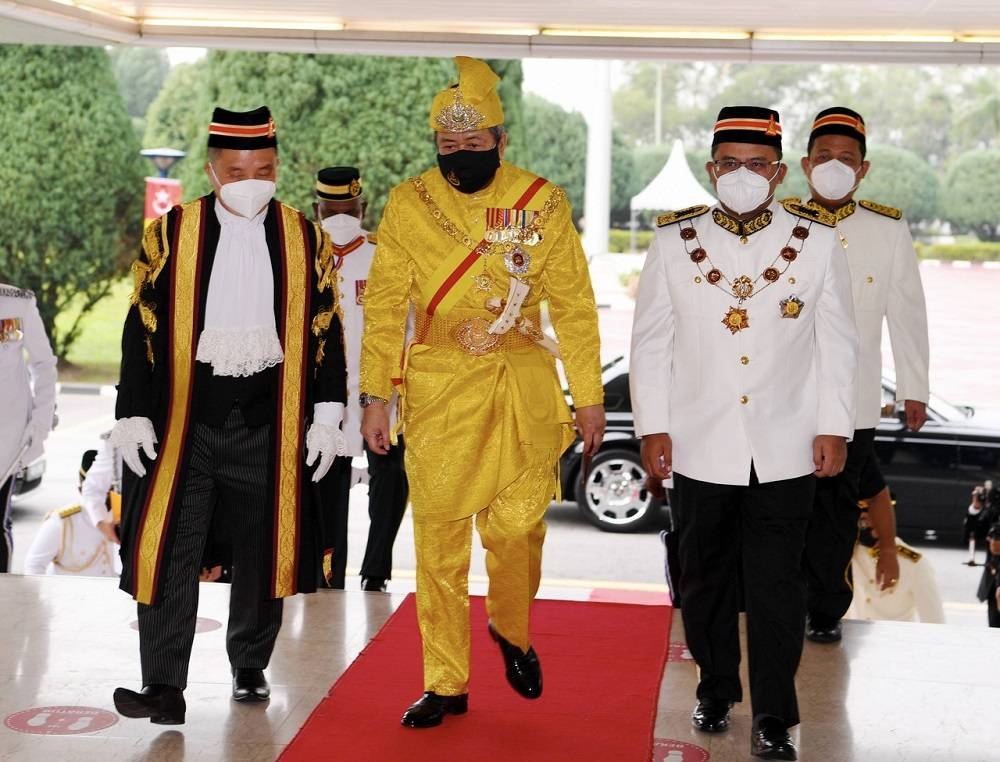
[560,355,1000,544]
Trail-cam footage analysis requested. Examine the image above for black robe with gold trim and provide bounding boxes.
[116,193,346,604]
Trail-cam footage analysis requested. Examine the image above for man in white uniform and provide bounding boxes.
[794,107,930,644]
[313,166,409,591]
[0,283,57,573]
[24,449,121,577]
[631,105,858,761]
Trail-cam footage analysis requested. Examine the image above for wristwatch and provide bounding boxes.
[359,393,389,408]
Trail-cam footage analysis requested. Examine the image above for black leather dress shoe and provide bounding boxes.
[361,577,387,592]
[113,684,185,725]
[232,668,270,702]
[400,692,469,728]
[751,717,797,760]
[487,621,542,699]
[805,618,842,644]
[691,699,734,732]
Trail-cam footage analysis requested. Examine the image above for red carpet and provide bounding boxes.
[282,594,672,762]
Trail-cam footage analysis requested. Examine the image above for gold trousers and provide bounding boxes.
[412,448,558,695]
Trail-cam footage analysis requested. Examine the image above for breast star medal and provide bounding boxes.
[779,296,804,318]
[722,307,749,334]
[504,246,531,275]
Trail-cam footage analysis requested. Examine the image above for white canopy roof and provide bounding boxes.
[630,139,715,213]
[2,1,1000,63]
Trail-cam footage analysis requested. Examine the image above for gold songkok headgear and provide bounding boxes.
[428,56,504,133]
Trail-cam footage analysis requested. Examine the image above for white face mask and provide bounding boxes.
[210,164,276,218]
[714,166,777,215]
[320,213,364,246]
[808,159,860,201]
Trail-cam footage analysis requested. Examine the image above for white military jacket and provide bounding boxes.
[846,540,945,623]
[0,284,57,482]
[23,505,120,577]
[631,200,858,486]
[820,199,929,429]
[336,230,377,457]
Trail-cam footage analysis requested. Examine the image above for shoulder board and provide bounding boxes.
[656,205,709,227]
[0,286,34,299]
[896,543,922,563]
[859,199,903,220]
[366,232,377,245]
[781,196,802,205]
[780,199,836,227]
[58,505,83,519]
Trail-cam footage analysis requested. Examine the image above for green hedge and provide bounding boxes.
[608,229,655,253]
[914,242,1000,261]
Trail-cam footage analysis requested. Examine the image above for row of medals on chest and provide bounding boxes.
[679,220,813,334]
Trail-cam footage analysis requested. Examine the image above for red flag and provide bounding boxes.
[144,177,183,226]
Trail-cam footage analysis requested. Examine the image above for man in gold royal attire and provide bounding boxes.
[360,57,605,728]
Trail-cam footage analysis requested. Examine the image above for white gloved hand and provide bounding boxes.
[305,423,348,483]
[351,465,370,488]
[109,417,158,477]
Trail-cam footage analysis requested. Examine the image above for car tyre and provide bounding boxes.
[574,447,662,533]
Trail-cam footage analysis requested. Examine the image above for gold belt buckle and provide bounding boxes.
[453,317,502,356]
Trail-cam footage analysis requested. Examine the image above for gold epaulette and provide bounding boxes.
[859,199,903,220]
[656,205,709,227]
[0,285,34,299]
[58,505,83,519]
[366,232,377,245]
[781,199,836,227]
[781,196,802,205]
[897,543,922,563]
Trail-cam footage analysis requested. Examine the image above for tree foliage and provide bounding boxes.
[942,149,1000,241]
[109,46,170,120]
[0,44,144,358]
[144,52,525,226]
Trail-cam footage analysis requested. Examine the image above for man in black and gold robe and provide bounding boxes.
[112,106,347,725]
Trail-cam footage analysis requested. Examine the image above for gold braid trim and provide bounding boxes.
[130,214,174,364]
[304,213,344,366]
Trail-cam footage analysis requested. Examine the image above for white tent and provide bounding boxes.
[628,139,715,251]
[630,138,716,214]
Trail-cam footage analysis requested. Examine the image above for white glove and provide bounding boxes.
[305,423,348,482]
[109,417,158,477]
[351,465,370,488]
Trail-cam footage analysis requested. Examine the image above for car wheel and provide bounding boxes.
[574,447,662,533]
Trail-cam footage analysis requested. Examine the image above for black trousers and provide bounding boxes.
[137,407,283,690]
[360,437,409,582]
[318,455,353,589]
[803,428,875,626]
[674,468,814,727]
[989,587,1000,628]
[0,476,12,573]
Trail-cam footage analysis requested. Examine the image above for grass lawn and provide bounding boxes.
[55,276,131,384]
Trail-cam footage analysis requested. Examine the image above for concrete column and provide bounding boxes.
[582,60,612,258]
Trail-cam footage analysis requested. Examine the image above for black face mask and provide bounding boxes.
[437,146,501,194]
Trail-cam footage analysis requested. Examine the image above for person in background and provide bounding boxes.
[23,449,121,577]
[0,281,57,573]
[313,166,409,592]
[111,106,347,726]
[360,57,604,729]
[846,464,944,624]
[964,484,988,566]
[976,523,1000,627]
[793,107,930,645]
[631,105,858,760]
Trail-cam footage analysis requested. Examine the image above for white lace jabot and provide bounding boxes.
[196,200,284,377]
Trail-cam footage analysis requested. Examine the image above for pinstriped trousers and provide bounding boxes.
[0,476,12,573]
[137,406,283,690]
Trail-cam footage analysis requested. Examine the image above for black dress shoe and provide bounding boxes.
[400,692,469,728]
[805,618,842,644]
[751,717,797,760]
[113,684,185,725]
[232,668,270,702]
[691,699,734,733]
[487,621,542,699]
[361,577,387,592]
